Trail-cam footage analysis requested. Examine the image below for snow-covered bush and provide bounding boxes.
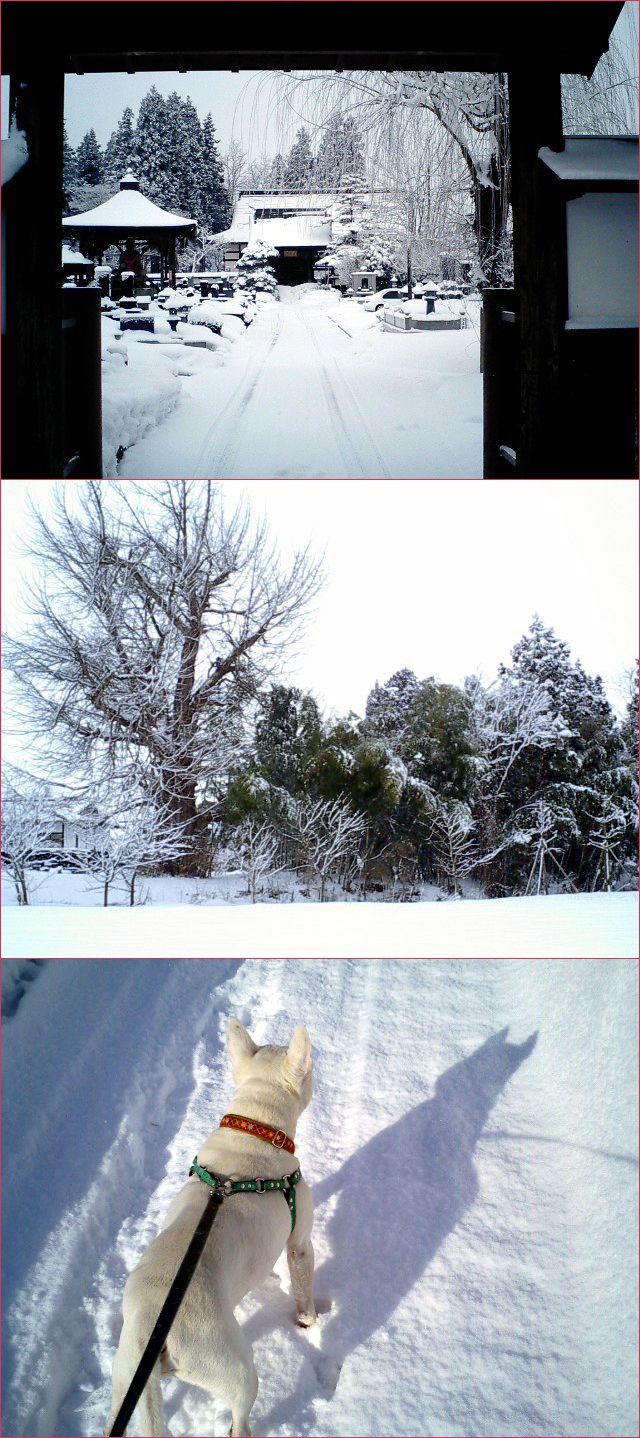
[284,796,366,902]
[233,238,279,299]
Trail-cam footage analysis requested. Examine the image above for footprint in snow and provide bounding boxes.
[313,1353,343,1397]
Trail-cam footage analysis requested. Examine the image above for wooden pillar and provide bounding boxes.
[168,235,177,287]
[2,68,65,476]
[508,65,564,477]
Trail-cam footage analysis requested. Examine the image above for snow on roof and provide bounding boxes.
[212,191,334,244]
[539,137,639,182]
[62,176,196,232]
[252,215,332,246]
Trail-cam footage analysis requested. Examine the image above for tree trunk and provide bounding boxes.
[15,869,29,905]
[160,774,208,875]
[103,878,110,906]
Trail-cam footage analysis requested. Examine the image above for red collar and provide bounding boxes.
[219,1112,295,1154]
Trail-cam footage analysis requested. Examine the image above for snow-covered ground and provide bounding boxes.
[2,958,637,1437]
[111,285,482,479]
[2,883,637,958]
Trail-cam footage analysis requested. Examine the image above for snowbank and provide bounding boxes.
[2,890,636,959]
[101,346,182,477]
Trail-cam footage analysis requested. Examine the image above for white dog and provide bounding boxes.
[107,1019,317,1437]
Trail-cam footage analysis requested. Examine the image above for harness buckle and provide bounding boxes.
[221,1179,233,1196]
[271,1130,287,1149]
[253,1179,264,1192]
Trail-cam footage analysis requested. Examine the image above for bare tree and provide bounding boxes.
[1,775,58,905]
[278,71,511,285]
[79,797,191,905]
[4,482,323,874]
[430,800,477,896]
[563,10,638,135]
[586,792,628,892]
[284,796,366,902]
[519,800,577,896]
[237,818,284,903]
[466,673,561,800]
[223,139,248,205]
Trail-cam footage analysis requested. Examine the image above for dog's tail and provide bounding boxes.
[107,1311,165,1437]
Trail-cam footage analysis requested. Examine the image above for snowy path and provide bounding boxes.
[3,891,637,960]
[118,287,482,479]
[2,958,637,1437]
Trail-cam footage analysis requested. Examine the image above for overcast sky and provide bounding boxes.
[2,482,637,746]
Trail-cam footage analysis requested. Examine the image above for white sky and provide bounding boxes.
[2,482,637,741]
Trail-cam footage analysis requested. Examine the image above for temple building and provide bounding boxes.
[212,192,334,285]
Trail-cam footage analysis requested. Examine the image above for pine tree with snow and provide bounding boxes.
[268,153,286,191]
[340,117,366,181]
[200,113,231,233]
[364,669,422,747]
[104,107,136,185]
[135,86,170,206]
[255,685,324,796]
[315,113,346,189]
[316,114,366,190]
[62,124,78,215]
[283,128,315,191]
[234,238,279,298]
[75,128,105,186]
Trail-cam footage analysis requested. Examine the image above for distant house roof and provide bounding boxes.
[62,173,197,235]
[212,191,335,246]
[539,137,639,182]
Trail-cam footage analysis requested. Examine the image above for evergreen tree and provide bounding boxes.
[268,153,286,191]
[75,128,104,186]
[104,107,136,184]
[62,123,78,215]
[283,128,315,191]
[364,669,421,746]
[316,114,366,190]
[135,86,170,206]
[234,238,279,297]
[255,685,324,795]
[340,117,366,181]
[200,113,231,233]
[315,113,346,189]
[497,616,625,888]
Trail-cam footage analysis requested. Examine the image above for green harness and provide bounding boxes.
[189,1156,301,1232]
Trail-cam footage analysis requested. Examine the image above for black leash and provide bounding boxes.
[108,1159,301,1436]
[108,1192,223,1437]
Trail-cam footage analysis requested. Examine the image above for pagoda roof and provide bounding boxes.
[62,173,197,236]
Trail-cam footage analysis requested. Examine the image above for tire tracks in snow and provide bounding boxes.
[296,305,392,479]
[4,961,242,1438]
[191,305,284,478]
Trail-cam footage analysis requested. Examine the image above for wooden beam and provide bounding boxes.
[508,65,564,478]
[2,68,64,476]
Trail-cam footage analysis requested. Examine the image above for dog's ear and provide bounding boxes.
[283,1026,312,1094]
[228,1018,258,1072]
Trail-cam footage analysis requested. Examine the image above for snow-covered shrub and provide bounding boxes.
[233,238,279,299]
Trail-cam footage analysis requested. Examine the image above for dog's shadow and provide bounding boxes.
[246,1026,538,1434]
